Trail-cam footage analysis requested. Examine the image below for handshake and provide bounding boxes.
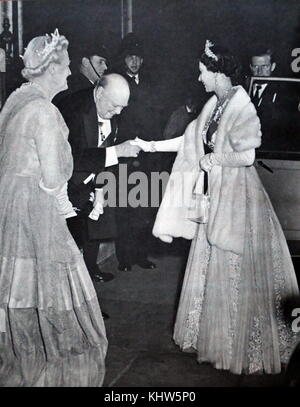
[114,138,153,157]
[89,138,154,221]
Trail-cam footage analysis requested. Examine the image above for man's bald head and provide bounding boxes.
[94,73,130,119]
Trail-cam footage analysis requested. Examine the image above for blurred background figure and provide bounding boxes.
[250,48,276,78]
[248,48,300,151]
[163,90,201,140]
[162,89,202,173]
[112,32,161,272]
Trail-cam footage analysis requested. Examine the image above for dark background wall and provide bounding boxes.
[16,0,300,120]
[22,0,122,68]
[131,0,300,114]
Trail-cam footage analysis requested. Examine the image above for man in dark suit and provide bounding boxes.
[249,50,279,149]
[112,33,161,272]
[249,50,300,151]
[57,74,141,285]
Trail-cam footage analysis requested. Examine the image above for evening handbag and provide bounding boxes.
[187,170,210,224]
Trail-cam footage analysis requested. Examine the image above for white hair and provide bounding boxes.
[21,32,68,81]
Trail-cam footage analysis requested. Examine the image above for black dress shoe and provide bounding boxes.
[136,260,157,269]
[118,263,132,272]
[102,311,110,320]
[92,272,115,283]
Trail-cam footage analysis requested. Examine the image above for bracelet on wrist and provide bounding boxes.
[150,141,156,152]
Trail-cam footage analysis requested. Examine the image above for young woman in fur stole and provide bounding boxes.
[135,41,299,375]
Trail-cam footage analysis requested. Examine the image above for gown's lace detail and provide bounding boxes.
[182,241,211,350]
[246,203,298,373]
[268,209,299,365]
[246,202,264,374]
[228,252,242,361]
[183,294,204,350]
[248,316,264,374]
[174,168,299,375]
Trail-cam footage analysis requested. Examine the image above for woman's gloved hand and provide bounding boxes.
[89,188,104,221]
[199,153,216,172]
[39,180,77,219]
[55,183,77,218]
[131,137,155,152]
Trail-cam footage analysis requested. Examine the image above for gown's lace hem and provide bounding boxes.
[181,242,211,350]
[248,316,264,374]
[268,210,299,365]
[228,252,242,362]
[176,190,299,374]
[247,208,298,373]
[246,207,264,374]
[181,288,204,351]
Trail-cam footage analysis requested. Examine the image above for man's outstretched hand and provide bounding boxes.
[115,140,142,157]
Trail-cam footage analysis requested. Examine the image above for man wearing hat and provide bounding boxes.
[78,45,109,88]
[56,45,109,97]
[113,32,161,272]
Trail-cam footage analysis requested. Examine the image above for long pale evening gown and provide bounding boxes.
[0,82,107,386]
[153,86,300,374]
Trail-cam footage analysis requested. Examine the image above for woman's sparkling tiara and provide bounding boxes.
[205,40,218,61]
[20,28,61,60]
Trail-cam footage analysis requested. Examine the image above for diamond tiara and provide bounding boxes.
[204,40,218,61]
[20,28,61,61]
[35,28,61,58]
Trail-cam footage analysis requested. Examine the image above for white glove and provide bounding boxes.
[132,136,183,153]
[159,234,173,243]
[89,188,104,220]
[131,137,153,152]
[55,183,77,219]
[199,153,216,172]
[39,180,77,219]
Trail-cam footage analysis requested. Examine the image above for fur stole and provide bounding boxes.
[153,86,262,254]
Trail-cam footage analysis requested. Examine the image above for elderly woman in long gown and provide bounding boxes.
[135,41,299,375]
[0,30,107,386]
